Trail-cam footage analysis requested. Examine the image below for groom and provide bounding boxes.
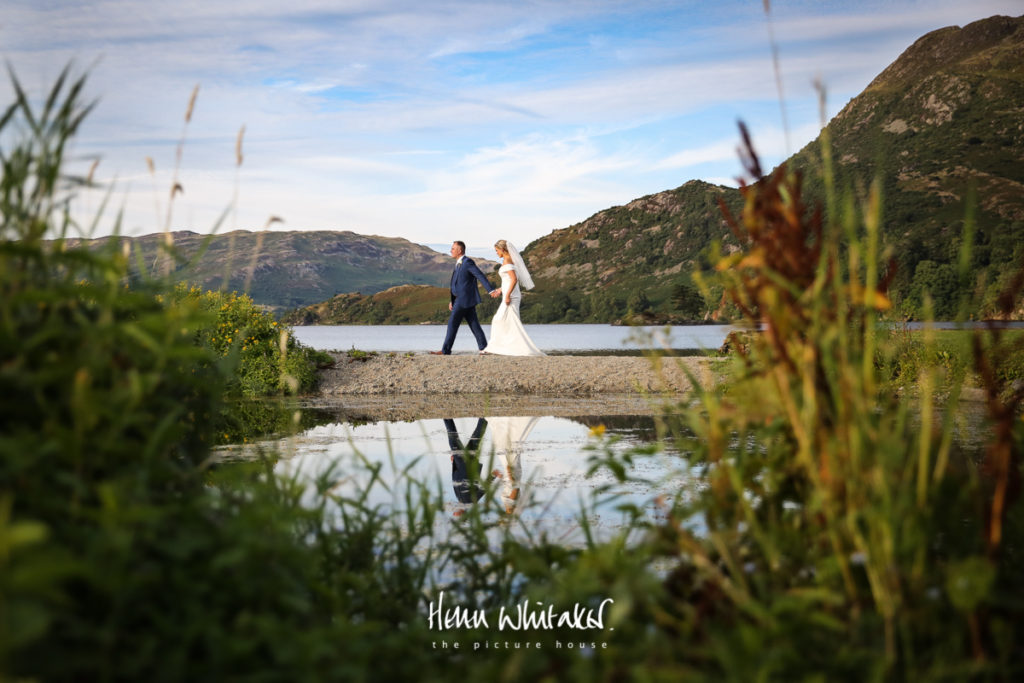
[431,240,500,355]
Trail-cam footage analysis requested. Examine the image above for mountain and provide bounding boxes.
[67,230,494,311]
[281,180,745,326]
[518,180,742,323]
[789,14,1024,318]
[281,284,456,325]
[514,14,1023,322]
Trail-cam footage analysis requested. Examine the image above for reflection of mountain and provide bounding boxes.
[303,395,669,422]
[297,402,679,444]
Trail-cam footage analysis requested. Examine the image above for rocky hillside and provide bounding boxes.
[67,230,494,311]
[280,180,743,325]
[517,180,742,322]
[518,14,1024,322]
[789,13,1024,318]
[281,284,462,325]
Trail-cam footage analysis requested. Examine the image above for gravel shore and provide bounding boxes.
[317,352,713,396]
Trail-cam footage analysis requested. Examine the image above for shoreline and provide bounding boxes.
[317,352,714,397]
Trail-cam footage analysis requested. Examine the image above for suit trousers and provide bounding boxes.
[442,304,488,353]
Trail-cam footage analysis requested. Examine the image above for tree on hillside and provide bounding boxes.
[627,289,651,315]
[590,292,624,322]
[367,300,393,324]
[671,277,704,320]
[907,260,958,319]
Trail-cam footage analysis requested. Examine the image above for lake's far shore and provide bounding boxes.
[317,352,714,396]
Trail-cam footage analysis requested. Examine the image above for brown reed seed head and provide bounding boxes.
[716,123,823,333]
[185,84,199,123]
[236,125,245,167]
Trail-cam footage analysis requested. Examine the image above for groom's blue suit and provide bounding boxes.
[442,256,496,354]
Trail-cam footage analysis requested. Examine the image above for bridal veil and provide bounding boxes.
[506,242,534,290]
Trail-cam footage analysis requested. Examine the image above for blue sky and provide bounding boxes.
[2,0,1020,252]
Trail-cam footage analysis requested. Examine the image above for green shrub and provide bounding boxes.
[883,327,1024,401]
[344,347,377,362]
[882,326,972,391]
[170,284,328,397]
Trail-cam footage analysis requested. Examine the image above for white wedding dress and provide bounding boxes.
[484,264,545,356]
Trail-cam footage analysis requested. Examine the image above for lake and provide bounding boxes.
[289,321,1024,354]
[290,323,735,353]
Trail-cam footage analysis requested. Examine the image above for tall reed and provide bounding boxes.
[646,122,1024,677]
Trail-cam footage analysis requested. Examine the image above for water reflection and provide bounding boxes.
[444,417,487,507]
[443,416,564,516]
[488,416,540,515]
[214,391,995,548]
[259,411,688,541]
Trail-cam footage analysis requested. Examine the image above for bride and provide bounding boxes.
[482,240,545,356]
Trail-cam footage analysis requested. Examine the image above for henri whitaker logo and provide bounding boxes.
[427,591,615,652]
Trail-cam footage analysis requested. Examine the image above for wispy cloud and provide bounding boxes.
[654,121,822,172]
[2,0,1020,247]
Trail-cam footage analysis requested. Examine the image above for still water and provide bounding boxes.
[220,405,695,544]
[291,323,734,353]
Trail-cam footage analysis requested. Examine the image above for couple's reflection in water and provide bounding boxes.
[443,416,539,516]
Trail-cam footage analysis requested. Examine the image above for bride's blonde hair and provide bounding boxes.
[494,239,508,253]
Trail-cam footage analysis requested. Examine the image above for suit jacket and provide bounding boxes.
[450,257,495,309]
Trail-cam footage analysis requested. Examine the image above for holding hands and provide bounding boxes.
[490,289,501,298]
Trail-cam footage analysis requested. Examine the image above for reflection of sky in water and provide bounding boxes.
[270,415,699,545]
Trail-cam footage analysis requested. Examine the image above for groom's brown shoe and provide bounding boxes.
[429,350,445,355]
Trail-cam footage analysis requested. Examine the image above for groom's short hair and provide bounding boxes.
[453,240,466,255]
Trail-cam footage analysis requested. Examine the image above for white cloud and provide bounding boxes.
[654,140,739,170]
[3,0,1020,249]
